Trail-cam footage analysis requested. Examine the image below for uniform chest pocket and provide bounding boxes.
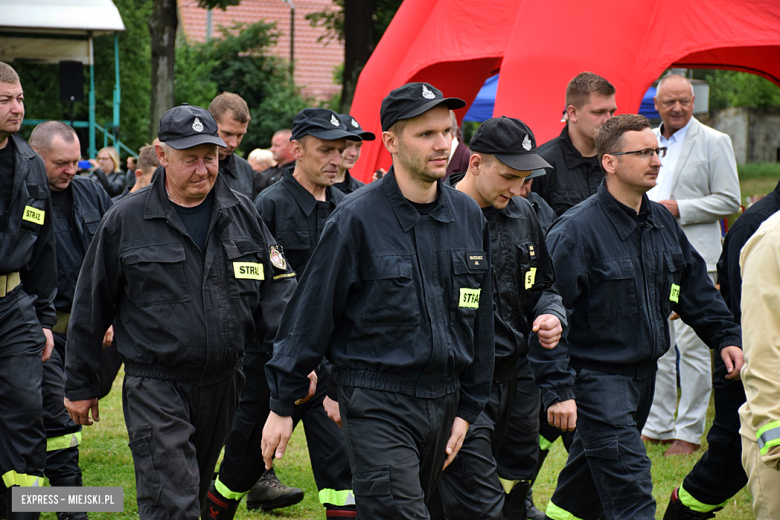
[452,250,488,317]
[358,255,419,327]
[123,243,191,307]
[587,259,638,321]
[663,250,686,311]
[276,229,310,273]
[515,242,539,296]
[20,184,48,234]
[223,239,265,299]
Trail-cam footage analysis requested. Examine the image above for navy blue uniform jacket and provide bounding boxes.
[266,168,495,423]
[530,181,741,408]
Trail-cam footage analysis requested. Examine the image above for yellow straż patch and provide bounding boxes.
[459,288,481,308]
[234,262,264,280]
[23,206,45,225]
[525,267,537,289]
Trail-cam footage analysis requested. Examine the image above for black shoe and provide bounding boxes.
[57,514,88,520]
[525,486,546,520]
[203,482,240,520]
[246,468,304,512]
[662,488,722,520]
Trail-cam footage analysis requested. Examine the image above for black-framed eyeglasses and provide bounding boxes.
[608,147,667,159]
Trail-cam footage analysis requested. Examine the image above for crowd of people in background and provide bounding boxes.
[2,55,779,520]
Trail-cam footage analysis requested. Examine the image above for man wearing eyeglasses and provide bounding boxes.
[531,114,742,520]
[641,74,741,459]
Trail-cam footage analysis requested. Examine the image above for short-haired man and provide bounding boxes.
[262,82,494,519]
[444,110,470,180]
[533,71,617,216]
[208,92,255,199]
[533,114,742,520]
[209,108,359,519]
[334,113,375,194]
[247,148,275,173]
[29,121,113,520]
[113,144,160,202]
[737,209,780,520]
[254,129,294,195]
[63,104,296,520]
[0,61,57,519]
[436,117,565,520]
[641,74,741,456]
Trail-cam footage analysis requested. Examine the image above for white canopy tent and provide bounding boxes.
[0,0,126,157]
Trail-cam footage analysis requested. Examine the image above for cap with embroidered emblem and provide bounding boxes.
[158,103,226,150]
[291,108,362,142]
[380,82,466,131]
[469,116,551,175]
[338,114,375,141]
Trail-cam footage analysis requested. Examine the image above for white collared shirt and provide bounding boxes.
[648,118,692,202]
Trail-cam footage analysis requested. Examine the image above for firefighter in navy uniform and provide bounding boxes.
[62,104,296,520]
[208,92,256,199]
[333,113,375,195]
[261,82,494,520]
[29,121,113,520]
[209,108,359,519]
[433,117,565,520]
[0,62,57,520]
[533,115,742,520]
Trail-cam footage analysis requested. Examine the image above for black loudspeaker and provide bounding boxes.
[59,61,84,103]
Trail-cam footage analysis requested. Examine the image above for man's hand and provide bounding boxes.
[548,399,577,431]
[443,417,470,470]
[658,199,680,218]
[261,411,294,470]
[64,398,99,426]
[294,371,318,405]
[323,396,342,427]
[42,328,54,362]
[669,311,680,321]
[721,346,744,380]
[533,314,563,349]
[371,168,387,182]
[102,325,114,348]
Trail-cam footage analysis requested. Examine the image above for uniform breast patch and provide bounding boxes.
[467,253,486,270]
[524,267,537,290]
[23,206,45,225]
[670,283,680,303]
[234,262,264,280]
[459,288,481,308]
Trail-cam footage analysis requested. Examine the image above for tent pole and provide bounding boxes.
[88,33,96,160]
[113,33,121,148]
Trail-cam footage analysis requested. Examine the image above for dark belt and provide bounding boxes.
[0,272,20,298]
[570,359,657,380]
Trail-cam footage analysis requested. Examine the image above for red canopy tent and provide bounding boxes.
[350,0,780,182]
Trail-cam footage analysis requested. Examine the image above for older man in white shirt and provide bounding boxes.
[641,74,741,456]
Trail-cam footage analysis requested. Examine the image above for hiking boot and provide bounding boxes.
[57,514,88,520]
[662,488,722,519]
[246,468,304,512]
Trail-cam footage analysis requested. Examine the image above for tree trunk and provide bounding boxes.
[149,0,178,139]
[341,0,374,113]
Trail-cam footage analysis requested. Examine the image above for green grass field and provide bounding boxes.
[51,370,756,520]
[43,168,779,519]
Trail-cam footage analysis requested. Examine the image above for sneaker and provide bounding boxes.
[246,468,304,512]
[662,488,722,520]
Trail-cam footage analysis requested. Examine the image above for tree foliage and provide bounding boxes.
[184,21,312,153]
[694,69,780,110]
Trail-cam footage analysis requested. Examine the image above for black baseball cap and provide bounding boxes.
[380,82,466,131]
[338,114,376,141]
[469,116,552,173]
[291,108,362,142]
[158,103,226,150]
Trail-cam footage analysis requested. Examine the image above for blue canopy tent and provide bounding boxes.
[464,74,660,122]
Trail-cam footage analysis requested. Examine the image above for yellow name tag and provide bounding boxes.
[670,283,680,303]
[23,206,45,225]
[459,288,481,309]
[234,262,264,280]
[524,267,537,290]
